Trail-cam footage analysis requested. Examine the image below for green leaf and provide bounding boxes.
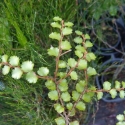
[69,121,79,125]
[70,71,78,80]
[75,45,85,52]
[45,80,56,90]
[88,86,96,97]
[9,56,19,66]
[54,103,64,113]
[85,41,93,48]
[37,67,49,76]
[55,117,65,125]
[119,90,125,99]
[115,81,121,89]
[116,114,124,122]
[97,92,103,100]
[75,50,83,58]
[58,79,68,91]
[57,72,67,78]
[67,58,77,68]
[122,81,125,88]
[76,101,86,111]
[69,108,75,116]
[62,27,72,35]
[61,92,71,102]
[26,71,38,83]
[64,22,74,27]
[74,37,82,44]
[109,89,117,98]
[109,6,117,16]
[51,22,61,29]
[49,32,61,41]
[48,90,58,100]
[12,67,23,79]
[87,67,97,76]
[58,60,67,68]
[78,80,86,87]
[82,94,91,102]
[66,103,73,110]
[84,34,90,39]
[47,46,59,57]
[76,83,84,93]
[2,65,10,75]
[72,91,80,101]
[86,53,96,61]
[61,40,72,50]
[77,59,87,70]
[21,61,34,72]
[1,54,8,62]
[75,30,82,36]
[53,16,62,21]
[103,81,111,91]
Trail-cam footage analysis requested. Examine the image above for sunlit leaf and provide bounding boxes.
[62,27,72,35]
[45,80,56,90]
[66,103,73,110]
[61,92,71,102]
[21,61,34,72]
[1,54,8,62]
[103,81,111,91]
[76,101,86,111]
[74,37,82,44]
[116,114,124,122]
[97,92,103,100]
[49,32,61,41]
[47,46,59,57]
[76,83,84,93]
[58,60,67,68]
[9,56,19,66]
[109,89,117,98]
[82,94,91,102]
[69,108,75,116]
[53,16,62,21]
[72,91,80,101]
[64,22,74,27]
[85,41,93,48]
[84,34,90,39]
[26,71,38,83]
[70,71,78,80]
[119,90,125,99]
[55,117,65,125]
[75,50,83,58]
[68,58,77,68]
[75,45,85,52]
[54,103,64,113]
[115,81,121,89]
[51,22,61,29]
[2,65,10,75]
[87,67,97,76]
[57,72,66,78]
[77,59,87,70]
[48,90,58,101]
[12,67,23,79]
[61,40,72,50]
[37,67,49,76]
[75,30,82,36]
[58,79,68,91]
[69,121,79,125]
